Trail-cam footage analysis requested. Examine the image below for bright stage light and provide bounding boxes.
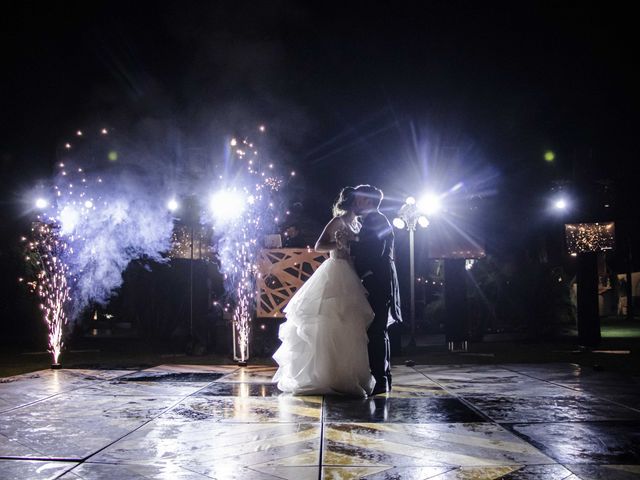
[210,190,246,221]
[554,199,567,210]
[406,196,416,205]
[84,200,93,209]
[393,217,406,229]
[417,193,441,215]
[417,215,430,228]
[59,206,79,234]
[167,199,179,212]
[35,198,48,209]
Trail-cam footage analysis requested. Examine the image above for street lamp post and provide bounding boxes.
[393,197,430,349]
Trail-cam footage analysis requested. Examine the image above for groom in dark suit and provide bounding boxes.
[351,185,402,395]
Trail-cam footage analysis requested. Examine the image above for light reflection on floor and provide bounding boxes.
[0,363,638,479]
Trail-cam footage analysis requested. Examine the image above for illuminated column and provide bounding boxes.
[565,222,615,348]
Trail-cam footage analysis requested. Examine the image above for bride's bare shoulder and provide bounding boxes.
[324,215,344,230]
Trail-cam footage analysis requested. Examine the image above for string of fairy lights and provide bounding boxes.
[565,222,615,256]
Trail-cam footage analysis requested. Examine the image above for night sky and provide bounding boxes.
[1,2,638,335]
[4,3,637,178]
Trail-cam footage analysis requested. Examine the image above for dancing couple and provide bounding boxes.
[273,185,402,397]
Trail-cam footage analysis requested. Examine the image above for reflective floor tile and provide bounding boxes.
[413,367,576,397]
[60,462,320,480]
[602,395,640,411]
[196,382,282,397]
[450,384,576,397]
[506,364,640,387]
[433,464,574,479]
[326,464,576,479]
[390,366,437,386]
[324,396,483,423]
[75,380,212,397]
[60,463,318,480]
[322,466,452,479]
[323,423,552,467]
[218,366,277,383]
[0,369,131,412]
[59,463,320,480]
[565,464,640,480]
[0,459,77,480]
[58,463,211,479]
[384,383,452,398]
[89,421,321,478]
[0,393,182,458]
[143,364,239,374]
[414,365,520,380]
[0,364,638,479]
[553,383,640,410]
[431,379,577,397]
[463,394,640,423]
[164,395,322,423]
[510,421,640,464]
[118,371,224,383]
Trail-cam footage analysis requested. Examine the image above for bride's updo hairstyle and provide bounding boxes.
[332,186,356,217]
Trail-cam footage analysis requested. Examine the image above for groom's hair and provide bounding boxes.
[355,184,383,208]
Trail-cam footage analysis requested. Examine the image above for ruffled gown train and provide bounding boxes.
[272,257,375,397]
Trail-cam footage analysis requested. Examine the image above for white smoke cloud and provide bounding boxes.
[51,166,174,318]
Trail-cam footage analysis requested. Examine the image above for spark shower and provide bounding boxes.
[23,125,291,365]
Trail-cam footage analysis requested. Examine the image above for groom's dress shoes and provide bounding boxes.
[370,384,390,396]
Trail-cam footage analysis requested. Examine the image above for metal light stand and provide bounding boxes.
[394,200,429,349]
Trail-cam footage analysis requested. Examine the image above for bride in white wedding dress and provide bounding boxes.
[272,187,376,397]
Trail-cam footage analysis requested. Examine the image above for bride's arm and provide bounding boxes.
[314,217,340,252]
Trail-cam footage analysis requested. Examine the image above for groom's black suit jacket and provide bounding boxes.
[351,210,402,325]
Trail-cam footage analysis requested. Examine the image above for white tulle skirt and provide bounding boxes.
[272,257,376,397]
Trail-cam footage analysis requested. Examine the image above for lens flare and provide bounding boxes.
[417,193,441,215]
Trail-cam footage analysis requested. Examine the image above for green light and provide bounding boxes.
[108,151,118,161]
[544,150,555,162]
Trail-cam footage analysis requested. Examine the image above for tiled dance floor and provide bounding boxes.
[1,363,639,479]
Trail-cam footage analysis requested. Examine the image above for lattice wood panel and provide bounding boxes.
[256,248,328,318]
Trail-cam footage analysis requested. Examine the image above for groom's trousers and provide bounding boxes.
[365,281,392,391]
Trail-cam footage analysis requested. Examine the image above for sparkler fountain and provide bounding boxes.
[22,127,174,366]
[212,126,290,365]
[22,124,290,366]
[22,222,71,368]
